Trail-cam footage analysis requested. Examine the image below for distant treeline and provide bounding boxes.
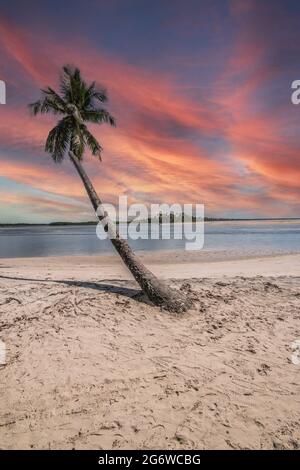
[0,221,97,227]
[0,217,299,227]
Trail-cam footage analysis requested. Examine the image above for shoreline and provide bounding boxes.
[1,251,300,280]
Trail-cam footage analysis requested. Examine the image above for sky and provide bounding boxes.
[0,0,300,223]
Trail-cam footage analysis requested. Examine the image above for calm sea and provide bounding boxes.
[0,220,299,258]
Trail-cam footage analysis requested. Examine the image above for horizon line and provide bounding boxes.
[1,217,300,226]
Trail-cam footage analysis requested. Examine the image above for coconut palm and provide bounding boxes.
[29,65,190,312]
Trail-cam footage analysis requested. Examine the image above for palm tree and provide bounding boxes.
[29,65,190,312]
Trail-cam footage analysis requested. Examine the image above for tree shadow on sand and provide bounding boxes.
[0,274,149,304]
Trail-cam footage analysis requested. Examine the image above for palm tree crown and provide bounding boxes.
[29,65,115,162]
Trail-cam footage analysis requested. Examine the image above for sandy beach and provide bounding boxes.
[0,251,300,449]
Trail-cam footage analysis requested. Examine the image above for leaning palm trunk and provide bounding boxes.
[69,151,191,312]
[29,66,191,312]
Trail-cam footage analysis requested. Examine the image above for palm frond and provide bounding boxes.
[45,117,72,162]
[29,88,66,116]
[81,125,102,160]
[82,82,108,108]
[81,109,116,126]
[60,65,87,108]
[29,97,59,116]
[92,90,108,103]
[70,125,85,159]
[88,83,108,104]
[42,87,67,111]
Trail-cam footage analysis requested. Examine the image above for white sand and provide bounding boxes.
[0,251,300,449]
[1,251,300,280]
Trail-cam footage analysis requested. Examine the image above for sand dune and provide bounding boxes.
[0,252,300,449]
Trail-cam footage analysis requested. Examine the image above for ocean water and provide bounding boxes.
[0,220,299,259]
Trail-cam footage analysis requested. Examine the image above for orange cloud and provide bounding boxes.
[0,6,299,220]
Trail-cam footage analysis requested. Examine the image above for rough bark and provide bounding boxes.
[69,151,191,312]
